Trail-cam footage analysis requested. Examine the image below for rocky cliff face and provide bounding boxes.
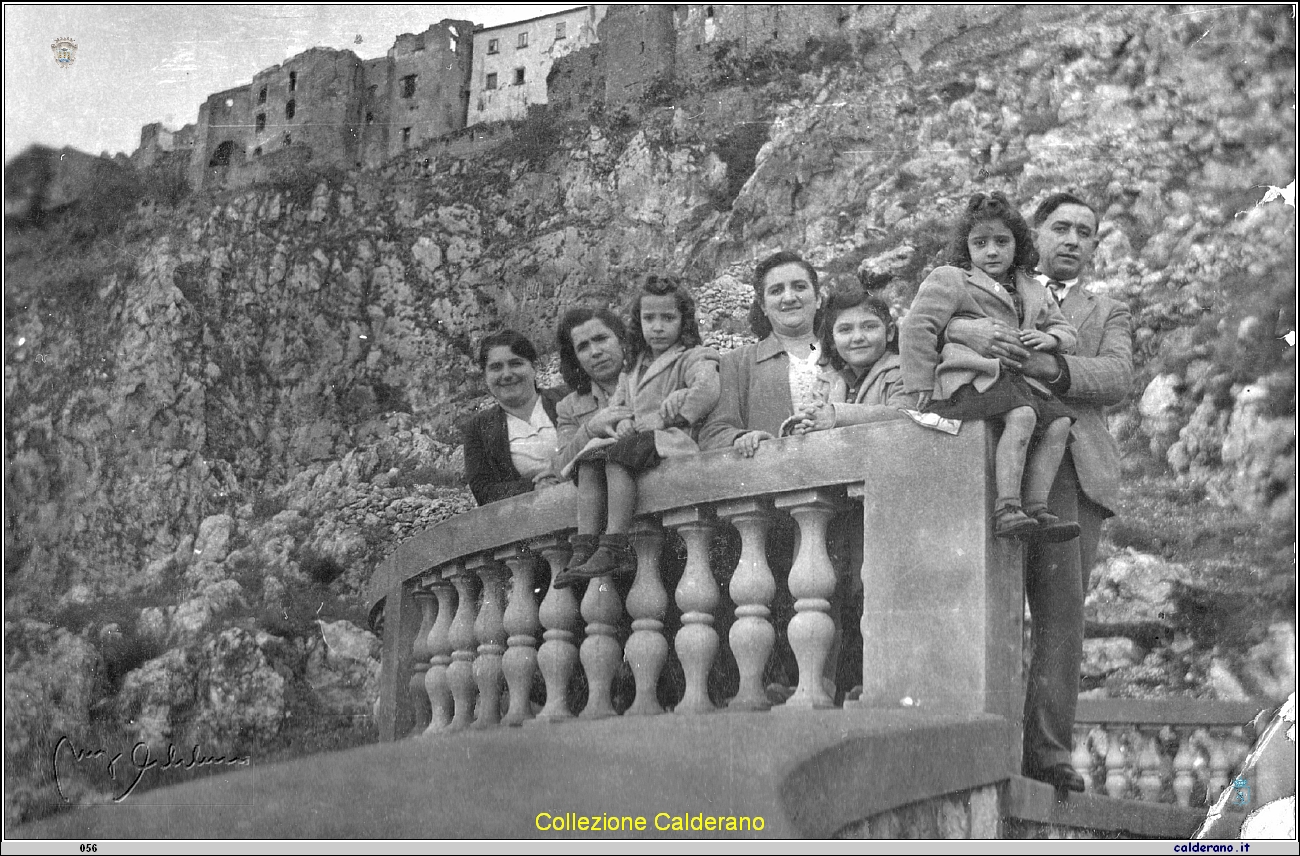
[4,4,1294,826]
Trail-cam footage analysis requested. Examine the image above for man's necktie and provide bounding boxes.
[1047,280,1067,304]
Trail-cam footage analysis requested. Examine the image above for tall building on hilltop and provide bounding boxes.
[467,6,606,127]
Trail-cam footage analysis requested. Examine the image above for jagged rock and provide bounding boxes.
[116,648,197,746]
[1209,657,1251,701]
[170,579,246,643]
[1082,638,1145,678]
[1242,622,1298,702]
[1085,549,1178,626]
[190,628,287,748]
[1138,374,1184,457]
[305,620,380,717]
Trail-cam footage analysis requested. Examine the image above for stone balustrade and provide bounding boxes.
[368,420,1022,757]
[1070,698,1265,808]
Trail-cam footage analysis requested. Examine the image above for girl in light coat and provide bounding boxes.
[553,275,720,588]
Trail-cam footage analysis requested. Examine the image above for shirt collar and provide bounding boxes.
[1037,272,1079,300]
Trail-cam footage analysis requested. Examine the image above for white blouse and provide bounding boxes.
[506,398,558,481]
[787,341,823,411]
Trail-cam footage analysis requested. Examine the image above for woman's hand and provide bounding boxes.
[733,430,774,457]
[787,403,835,435]
[658,389,691,424]
[1018,329,1057,352]
[587,405,633,438]
[914,391,932,410]
[614,419,635,439]
[533,472,562,489]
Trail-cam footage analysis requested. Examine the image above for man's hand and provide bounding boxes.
[587,406,633,438]
[658,389,691,424]
[733,430,774,458]
[533,472,562,488]
[914,390,932,410]
[947,317,1031,369]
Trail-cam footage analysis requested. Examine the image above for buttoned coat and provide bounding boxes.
[1055,283,1132,514]
[900,266,1077,400]
[460,388,565,506]
[809,352,912,427]
[606,344,721,458]
[697,335,797,451]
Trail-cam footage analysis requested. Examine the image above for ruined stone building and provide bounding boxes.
[467,6,605,127]
[139,5,854,190]
[360,20,474,168]
[182,21,473,189]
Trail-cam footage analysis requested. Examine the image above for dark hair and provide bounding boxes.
[625,274,702,368]
[818,287,898,370]
[555,307,628,395]
[748,250,822,338]
[1032,191,1098,229]
[946,192,1039,275]
[477,329,539,371]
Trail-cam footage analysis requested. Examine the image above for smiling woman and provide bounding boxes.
[698,250,826,458]
[460,330,567,506]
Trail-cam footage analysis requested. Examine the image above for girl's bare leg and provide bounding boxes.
[997,406,1037,508]
[575,461,606,535]
[1024,417,1072,510]
[604,462,637,536]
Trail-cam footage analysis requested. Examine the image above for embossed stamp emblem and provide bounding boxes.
[51,37,77,69]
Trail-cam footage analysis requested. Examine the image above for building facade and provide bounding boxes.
[467,6,606,127]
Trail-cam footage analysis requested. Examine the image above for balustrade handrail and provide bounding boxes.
[366,419,955,617]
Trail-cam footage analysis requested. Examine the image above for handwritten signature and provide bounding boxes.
[52,736,251,802]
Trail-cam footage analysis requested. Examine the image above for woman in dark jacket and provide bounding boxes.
[461,330,565,505]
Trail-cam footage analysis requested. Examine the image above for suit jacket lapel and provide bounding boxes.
[1062,286,1098,331]
[489,406,510,471]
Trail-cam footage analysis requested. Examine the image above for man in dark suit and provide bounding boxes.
[949,192,1133,791]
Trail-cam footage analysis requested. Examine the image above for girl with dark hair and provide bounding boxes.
[899,192,1080,541]
[785,287,910,435]
[460,330,565,505]
[553,275,720,587]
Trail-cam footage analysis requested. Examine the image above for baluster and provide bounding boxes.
[532,536,580,723]
[717,498,777,712]
[407,585,436,737]
[1071,726,1094,792]
[422,575,456,735]
[624,518,668,716]
[1135,726,1164,801]
[1103,726,1130,799]
[773,489,841,710]
[444,561,479,731]
[664,506,718,715]
[471,555,508,729]
[1206,727,1233,807]
[497,545,540,727]
[1172,726,1198,807]
[579,551,624,720]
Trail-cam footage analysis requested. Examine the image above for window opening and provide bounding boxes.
[288,71,297,91]
[486,72,498,90]
[258,87,267,104]
[401,75,417,98]
[518,32,528,48]
[255,113,266,133]
[487,38,499,54]
[514,67,525,85]
[285,100,296,120]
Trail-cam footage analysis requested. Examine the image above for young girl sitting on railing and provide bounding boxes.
[900,192,1081,542]
[552,274,721,589]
